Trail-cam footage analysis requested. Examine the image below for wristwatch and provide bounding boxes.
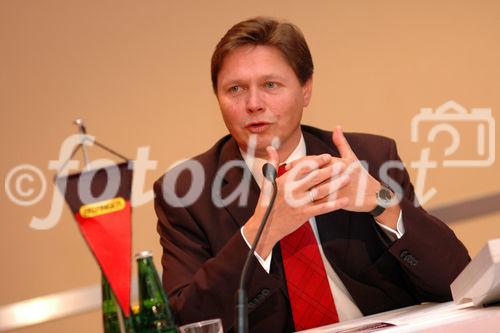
[369,183,394,217]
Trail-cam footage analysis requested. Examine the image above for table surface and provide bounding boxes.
[299,301,500,333]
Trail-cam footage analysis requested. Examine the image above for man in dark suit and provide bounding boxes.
[155,17,470,332]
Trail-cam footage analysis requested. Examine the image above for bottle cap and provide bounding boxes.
[134,250,153,259]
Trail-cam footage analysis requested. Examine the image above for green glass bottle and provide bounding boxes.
[131,304,142,331]
[102,273,136,333]
[123,313,137,333]
[135,251,178,333]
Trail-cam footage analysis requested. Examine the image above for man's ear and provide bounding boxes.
[302,77,313,107]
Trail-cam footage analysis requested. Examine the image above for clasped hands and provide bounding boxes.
[243,126,400,259]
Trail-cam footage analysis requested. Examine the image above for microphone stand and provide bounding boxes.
[235,163,278,333]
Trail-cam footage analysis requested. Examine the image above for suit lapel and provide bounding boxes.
[217,137,260,228]
[303,130,352,269]
[216,138,292,301]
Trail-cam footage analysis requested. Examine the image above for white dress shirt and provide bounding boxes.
[240,134,405,321]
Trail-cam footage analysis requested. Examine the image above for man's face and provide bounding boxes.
[216,45,312,160]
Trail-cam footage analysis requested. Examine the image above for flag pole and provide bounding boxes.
[72,118,127,333]
[73,118,91,170]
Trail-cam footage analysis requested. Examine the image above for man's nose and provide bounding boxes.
[246,88,264,113]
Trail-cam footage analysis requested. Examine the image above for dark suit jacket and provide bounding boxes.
[154,125,470,332]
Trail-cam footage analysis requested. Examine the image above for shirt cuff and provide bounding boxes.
[240,227,272,273]
[375,209,405,241]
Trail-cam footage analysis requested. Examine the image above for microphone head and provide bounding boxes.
[262,163,277,183]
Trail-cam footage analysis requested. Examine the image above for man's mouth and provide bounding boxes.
[245,121,271,133]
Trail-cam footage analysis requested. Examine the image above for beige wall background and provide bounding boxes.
[1,0,499,332]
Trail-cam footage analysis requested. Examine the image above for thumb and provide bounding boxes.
[265,145,279,174]
[259,146,279,206]
[332,125,353,158]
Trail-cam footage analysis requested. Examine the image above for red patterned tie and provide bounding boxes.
[278,164,339,331]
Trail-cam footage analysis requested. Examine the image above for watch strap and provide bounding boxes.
[370,204,386,217]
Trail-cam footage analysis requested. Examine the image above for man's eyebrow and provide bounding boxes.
[219,74,288,88]
[261,74,287,82]
[222,80,243,87]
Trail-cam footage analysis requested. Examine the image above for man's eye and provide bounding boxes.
[229,86,241,93]
[265,82,277,89]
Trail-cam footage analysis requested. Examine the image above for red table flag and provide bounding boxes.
[56,162,133,316]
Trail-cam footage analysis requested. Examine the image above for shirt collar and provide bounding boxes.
[240,134,307,188]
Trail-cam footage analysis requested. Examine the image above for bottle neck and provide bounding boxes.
[102,274,118,312]
[137,257,167,303]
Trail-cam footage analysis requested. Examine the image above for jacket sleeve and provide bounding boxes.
[383,138,471,301]
[154,179,282,331]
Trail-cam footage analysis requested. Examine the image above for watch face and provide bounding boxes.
[379,188,392,201]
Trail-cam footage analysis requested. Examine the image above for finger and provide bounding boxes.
[258,146,280,206]
[311,173,350,201]
[326,156,347,166]
[266,145,279,170]
[306,196,349,217]
[332,126,354,159]
[285,154,332,179]
[294,160,347,192]
[325,159,348,175]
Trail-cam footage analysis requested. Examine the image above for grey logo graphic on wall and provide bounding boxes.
[411,100,495,167]
[410,100,495,206]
